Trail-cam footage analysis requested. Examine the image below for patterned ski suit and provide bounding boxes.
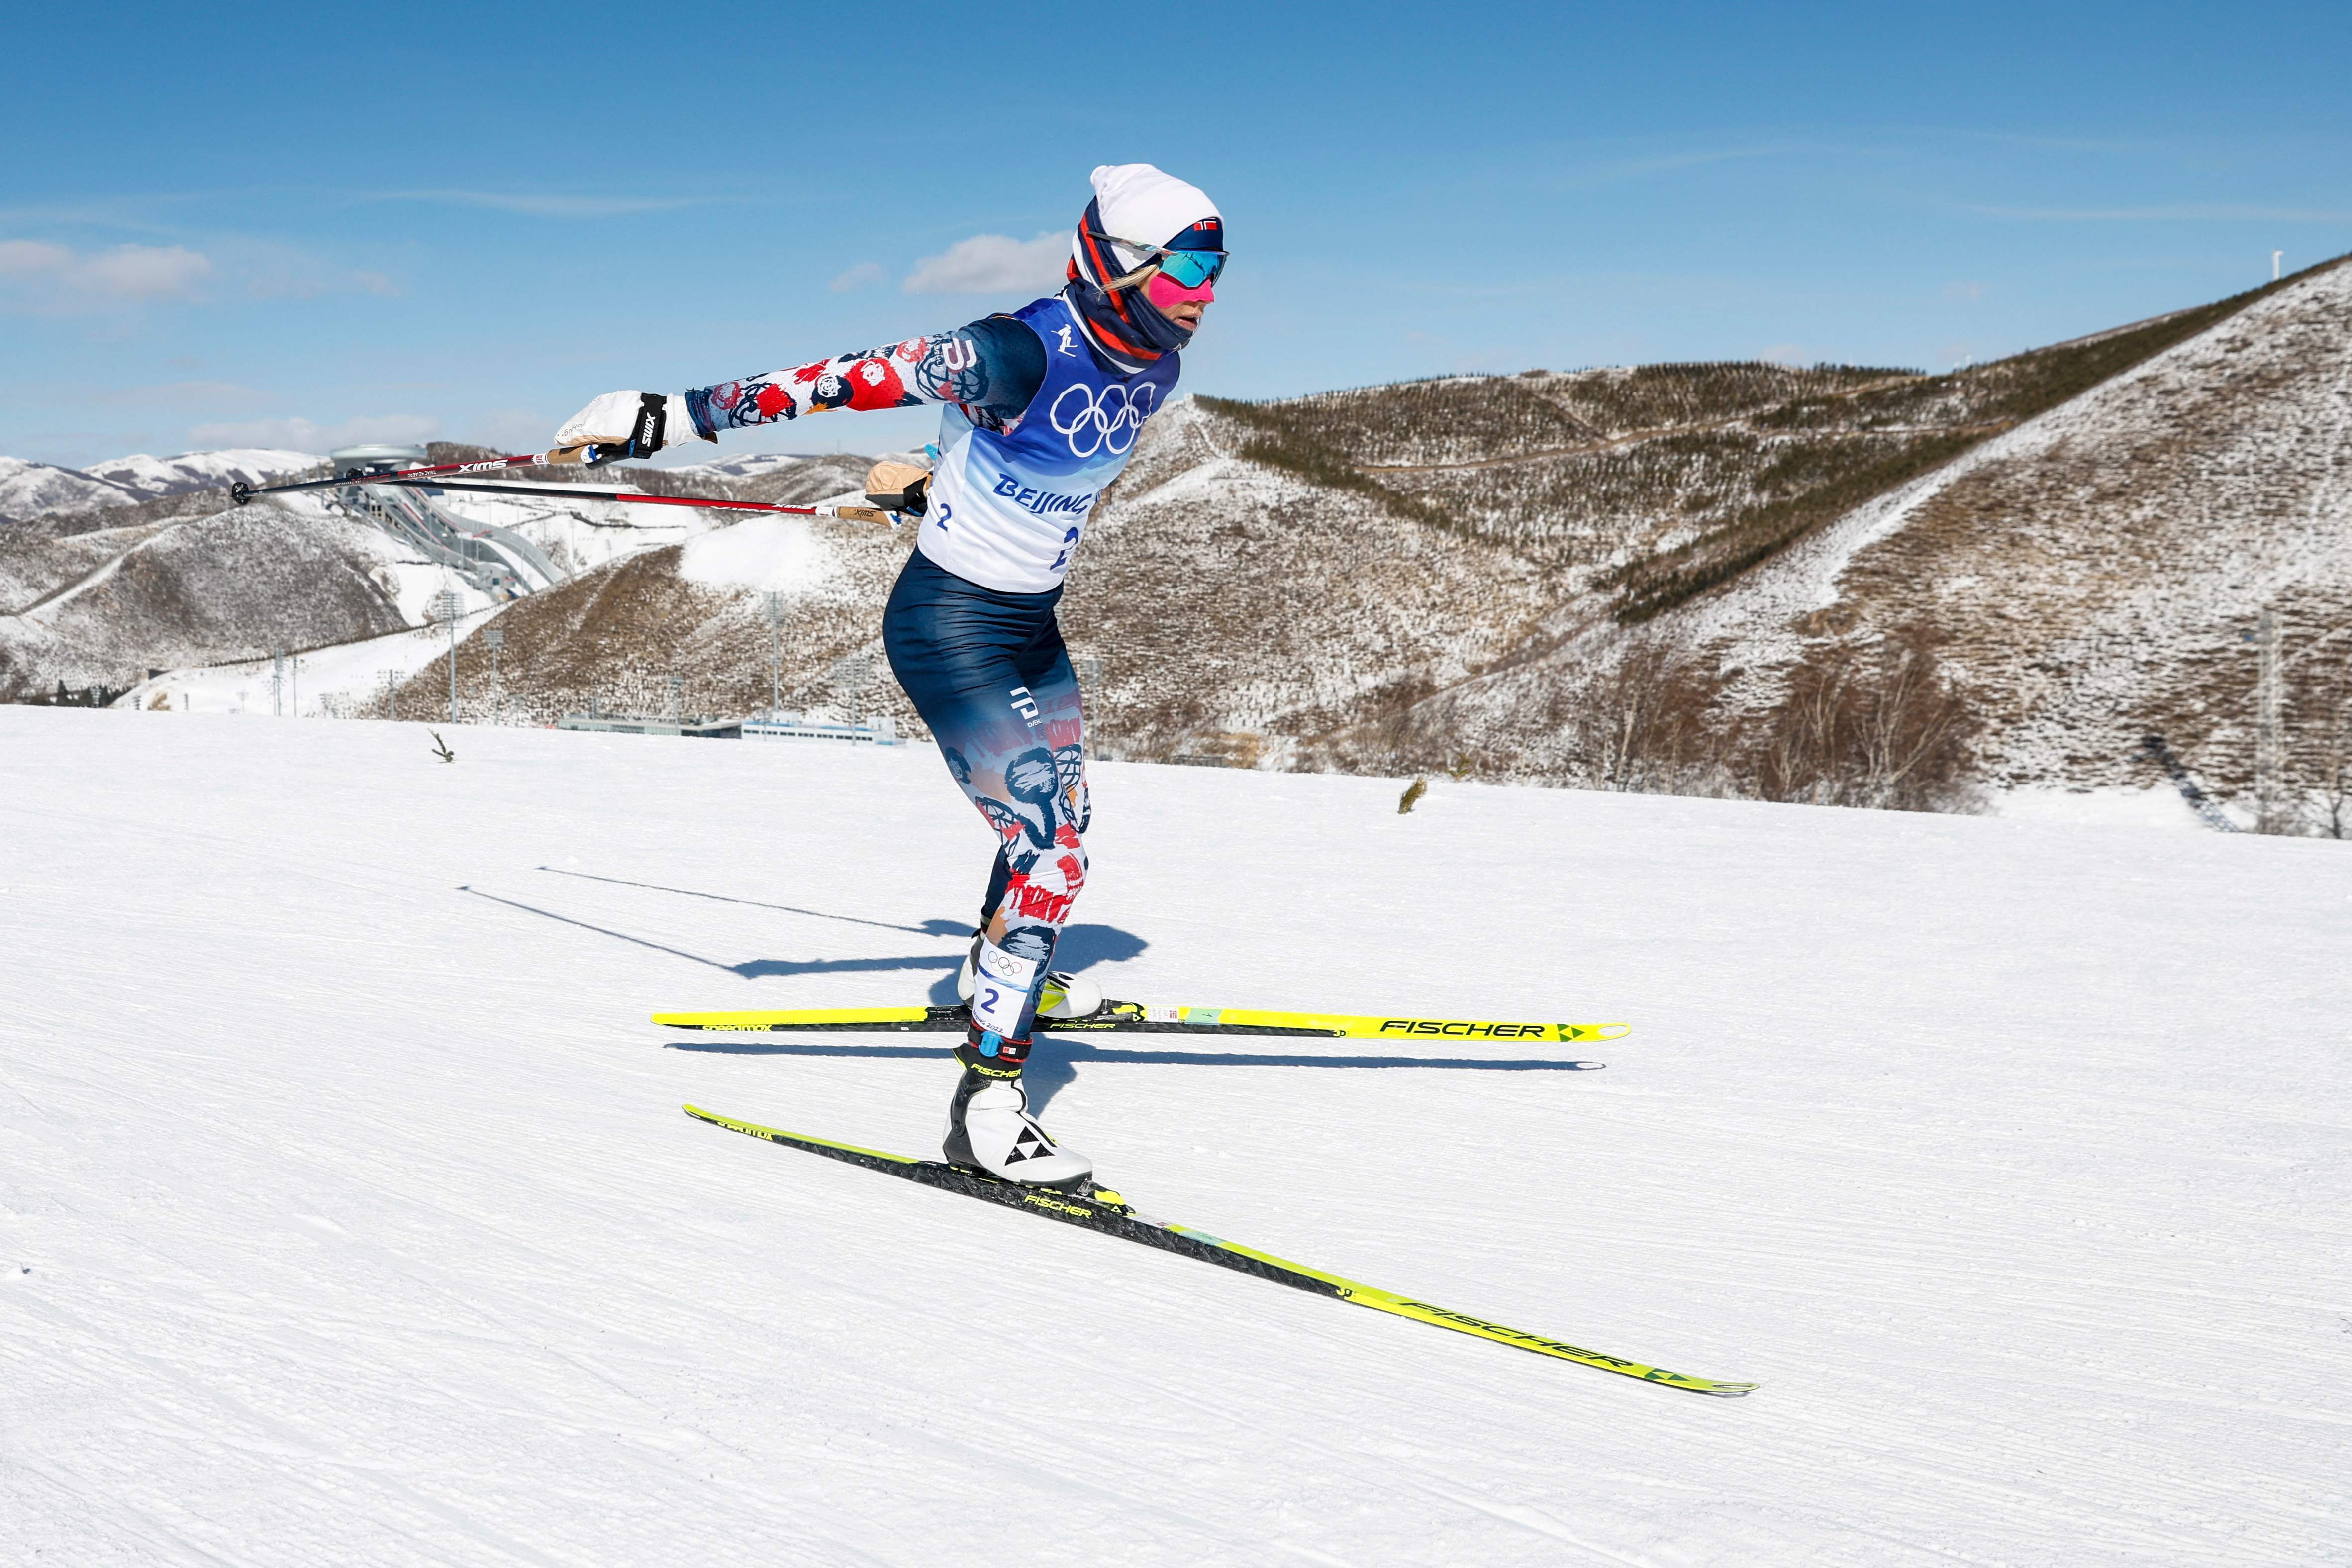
[685,293,1179,1032]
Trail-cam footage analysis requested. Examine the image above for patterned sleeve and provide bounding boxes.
[684,315,1047,441]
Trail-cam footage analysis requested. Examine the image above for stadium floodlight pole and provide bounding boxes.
[763,591,786,721]
[485,628,504,726]
[226,450,907,529]
[445,590,459,724]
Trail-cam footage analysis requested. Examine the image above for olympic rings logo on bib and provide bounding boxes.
[1049,382,1159,458]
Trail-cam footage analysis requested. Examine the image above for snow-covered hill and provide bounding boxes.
[0,459,765,700]
[1759,257,2352,798]
[0,449,320,525]
[653,448,925,505]
[355,258,2352,822]
[2,707,2346,1563]
[0,501,417,699]
[357,406,1549,757]
[82,447,323,500]
[0,455,143,521]
[1627,255,2352,801]
[13,252,2352,827]
[1333,258,2352,820]
[662,451,826,484]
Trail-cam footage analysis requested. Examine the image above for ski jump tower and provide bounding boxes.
[328,444,564,599]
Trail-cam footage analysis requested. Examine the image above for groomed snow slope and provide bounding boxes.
[2,708,2347,1566]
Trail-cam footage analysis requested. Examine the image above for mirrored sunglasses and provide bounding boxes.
[1093,232,1228,290]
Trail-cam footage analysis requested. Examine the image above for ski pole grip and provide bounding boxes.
[229,481,253,507]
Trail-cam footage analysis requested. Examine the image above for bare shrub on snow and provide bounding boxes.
[1551,646,1732,797]
[1749,631,1981,813]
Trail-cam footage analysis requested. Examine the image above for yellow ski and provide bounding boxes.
[656,1001,1626,1045]
[685,1105,1752,1397]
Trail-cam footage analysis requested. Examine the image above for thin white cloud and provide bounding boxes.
[0,200,187,234]
[0,235,397,312]
[82,245,212,298]
[1936,128,2169,155]
[0,240,213,304]
[369,190,724,218]
[188,414,440,450]
[904,232,1066,295]
[1966,203,2352,222]
[234,240,404,301]
[1546,145,1782,192]
[0,240,73,275]
[470,407,555,453]
[830,261,887,292]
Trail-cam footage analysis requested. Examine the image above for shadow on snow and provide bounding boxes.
[666,1035,1605,1113]
[462,886,1149,997]
[535,865,973,939]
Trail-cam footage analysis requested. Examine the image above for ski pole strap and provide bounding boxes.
[616,392,669,463]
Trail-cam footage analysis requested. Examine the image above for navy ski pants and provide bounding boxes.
[882,549,1090,1032]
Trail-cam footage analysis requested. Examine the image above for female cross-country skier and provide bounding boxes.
[553,164,1224,1192]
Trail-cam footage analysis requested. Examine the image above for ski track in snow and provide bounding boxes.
[1,707,2349,1565]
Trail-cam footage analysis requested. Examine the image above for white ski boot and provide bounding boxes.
[942,1058,1092,1189]
[956,929,1103,1021]
[944,935,1094,1188]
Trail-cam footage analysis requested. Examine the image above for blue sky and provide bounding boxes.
[5,0,2349,467]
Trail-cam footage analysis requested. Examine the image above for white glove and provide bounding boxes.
[551,391,708,461]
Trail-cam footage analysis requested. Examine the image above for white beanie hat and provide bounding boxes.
[1078,163,1222,275]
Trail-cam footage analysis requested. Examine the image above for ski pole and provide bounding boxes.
[229,467,904,528]
[377,477,903,527]
[225,446,625,506]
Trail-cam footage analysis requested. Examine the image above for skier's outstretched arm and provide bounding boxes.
[551,317,1048,460]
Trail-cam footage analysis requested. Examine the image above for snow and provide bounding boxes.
[1674,260,2352,772]
[0,455,140,520]
[392,487,697,581]
[66,470,828,716]
[661,452,813,483]
[668,446,931,491]
[280,480,684,613]
[6,520,179,617]
[0,450,321,523]
[119,602,503,716]
[82,488,529,718]
[664,450,928,485]
[3,707,2348,1564]
[1993,782,2253,832]
[677,513,837,592]
[83,449,322,499]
